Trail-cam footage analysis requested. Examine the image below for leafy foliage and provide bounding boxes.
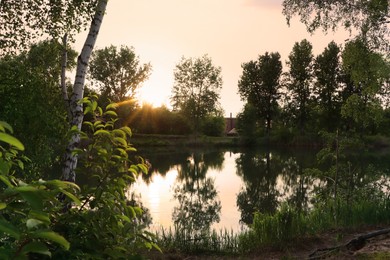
[238,52,283,137]
[171,55,223,132]
[0,0,98,55]
[282,0,390,50]
[285,39,314,134]
[0,122,79,258]
[52,96,160,258]
[0,40,76,179]
[313,41,342,131]
[89,45,152,103]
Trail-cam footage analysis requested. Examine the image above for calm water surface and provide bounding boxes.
[130,147,329,232]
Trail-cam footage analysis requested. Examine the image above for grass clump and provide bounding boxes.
[156,227,240,255]
[238,196,390,254]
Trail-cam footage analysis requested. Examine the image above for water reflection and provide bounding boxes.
[131,147,390,231]
[235,149,319,224]
[236,150,280,224]
[172,152,222,236]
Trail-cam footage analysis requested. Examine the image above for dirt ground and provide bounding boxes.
[256,226,390,259]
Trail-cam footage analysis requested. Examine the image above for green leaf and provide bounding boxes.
[92,100,98,111]
[32,231,70,250]
[20,241,51,257]
[94,129,111,137]
[128,206,136,219]
[0,160,10,175]
[106,103,118,110]
[14,186,39,192]
[0,121,13,133]
[137,163,148,174]
[16,159,24,170]
[120,126,132,137]
[129,166,139,175]
[28,210,50,225]
[71,148,84,156]
[115,148,128,157]
[126,147,137,152]
[0,203,6,210]
[104,110,118,118]
[133,206,143,215]
[93,120,103,127]
[0,132,25,150]
[26,218,45,230]
[84,106,92,115]
[114,137,127,147]
[16,190,43,210]
[83,121,94,130]
[117,215,131,223]
[0,175,13,188]
[112,129,126,138]
[60,190,81,206]
[79,97,91,104]
[0,219,20,239]
[97,106,103,116]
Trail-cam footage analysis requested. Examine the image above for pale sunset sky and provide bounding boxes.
[75,0,350,117]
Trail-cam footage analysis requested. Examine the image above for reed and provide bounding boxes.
[155,226,240,255]
[152,195,390,255]
[238,196,390,253]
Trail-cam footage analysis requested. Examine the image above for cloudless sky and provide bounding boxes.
[75,0,350,117]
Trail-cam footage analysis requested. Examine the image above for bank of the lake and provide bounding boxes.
[128,145,390,259]
[132,133,242,147]
[131,133,390,150]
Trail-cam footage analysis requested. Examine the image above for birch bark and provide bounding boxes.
[61,0,108,183]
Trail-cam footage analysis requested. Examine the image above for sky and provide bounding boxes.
[74,0,351,117]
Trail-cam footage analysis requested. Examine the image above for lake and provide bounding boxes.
[130,146,382,232]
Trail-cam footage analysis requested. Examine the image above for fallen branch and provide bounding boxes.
[309,227,390,259]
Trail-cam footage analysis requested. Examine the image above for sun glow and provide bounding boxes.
[138,71,173,108]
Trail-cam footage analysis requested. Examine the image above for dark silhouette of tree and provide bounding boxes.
[238,52,283,140]
[313,41,342,131]
[89,45,151,103]
[236,150,280,224]
[171,55,223,133]
[285,39,314,134]
[282,0,390,50]
[172,152,222,240]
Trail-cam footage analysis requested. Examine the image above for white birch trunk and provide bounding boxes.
[61,0,107,183]
[60,33,71,119]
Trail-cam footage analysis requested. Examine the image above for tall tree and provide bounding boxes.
[0,41,77,178]
[1,0,109,184]
[0,0,98,55]
[313,41,342,131]
[282,0,390,50]
[285,39,314,134]
[171,55,223,132]
[340,38,388,134]
[238,52,283,139]
[62,0,108,183]
[89,45,152,103]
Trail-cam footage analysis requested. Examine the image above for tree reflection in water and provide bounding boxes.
[236,149,318,225]
[172,152,222,240]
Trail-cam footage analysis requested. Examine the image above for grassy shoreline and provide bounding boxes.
[132,133,242,147]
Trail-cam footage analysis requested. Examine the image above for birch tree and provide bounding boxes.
[282,0,390,50]
[62,0,108,183]
[1,0,108,183]
[0,0,98,55]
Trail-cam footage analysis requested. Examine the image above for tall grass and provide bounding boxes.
[155,226,240,255]
[153,195,390,255]
[238,196,390,253]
